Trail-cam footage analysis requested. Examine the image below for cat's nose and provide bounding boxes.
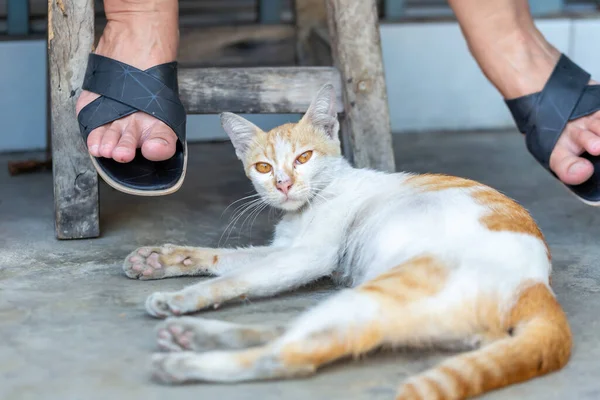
[276,179,293,195]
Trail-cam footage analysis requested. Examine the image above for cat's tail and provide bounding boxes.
[397,282,572,400]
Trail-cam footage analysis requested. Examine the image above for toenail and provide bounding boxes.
[568,161,588,175]
[147,138,169,146]
[90,145,99,153]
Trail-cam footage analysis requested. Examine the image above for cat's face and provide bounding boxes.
[221,84,342,211]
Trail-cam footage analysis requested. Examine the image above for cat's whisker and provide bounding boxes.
[249,202,271,233]
[240,200,267,231]
[221,193,261,217]
[219,199,265,246]
[226,199,263,230]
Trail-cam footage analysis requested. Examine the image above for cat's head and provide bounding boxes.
[220,84,342,211]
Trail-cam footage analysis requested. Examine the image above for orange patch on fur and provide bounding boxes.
[246,120,340,170]
[400,282,572,400]
[472,189,543,238]
[405,173,551,261]
[235,347,266,368]
[472,188,551,261]
[213,255,219,265]
[360,255,448,303]
[405,174,479,192]
[506,283,572,368]
[280,324,383,368]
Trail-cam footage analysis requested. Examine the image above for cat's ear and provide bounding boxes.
[301,84,339,139]
[220,112,261,159]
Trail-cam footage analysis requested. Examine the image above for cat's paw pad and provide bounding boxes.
[123,244,179,280]
[156,317,199,351]
[151,352,197,384]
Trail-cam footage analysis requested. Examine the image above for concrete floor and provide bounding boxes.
[2,130,600,400]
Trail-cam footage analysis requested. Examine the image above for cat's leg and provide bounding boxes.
[145,247,337,317]
[150,255,490,386]
[155,317,286,352]
[123,245,276,280]
[150,289,381,383]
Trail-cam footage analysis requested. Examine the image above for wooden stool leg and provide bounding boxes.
[326,0,395,172]
[48,0,100,239]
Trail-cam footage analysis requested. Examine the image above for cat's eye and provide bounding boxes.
[255,162,272,174]
[295,151,313,165]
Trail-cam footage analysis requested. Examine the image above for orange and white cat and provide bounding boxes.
[123,84,572,399]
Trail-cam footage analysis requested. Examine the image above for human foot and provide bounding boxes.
[498,41,600,187]
[467,27,600,187]
[76,0,180,163]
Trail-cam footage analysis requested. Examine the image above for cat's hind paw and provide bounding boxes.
[151,352,198,384]
[155,316,285,352]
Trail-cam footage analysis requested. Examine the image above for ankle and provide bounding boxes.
[467,26,560,99]
[95,8,179,69]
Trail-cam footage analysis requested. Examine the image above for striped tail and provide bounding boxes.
[396,283,572,400]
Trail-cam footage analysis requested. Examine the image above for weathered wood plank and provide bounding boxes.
[326,0,395,172]
[178,67,343,114]
[177,24,296,67]
[48,0,99,239]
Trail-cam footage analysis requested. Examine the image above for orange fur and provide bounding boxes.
[246,120,340,175]
[472,188,544,240]
[158,247,218,269]
[405,174,479,192]
[360,255,448,303]
[280,324,384,368]
[395,282,572,400]
[406,173,551,260]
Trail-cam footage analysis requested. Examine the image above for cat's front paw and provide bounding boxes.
[146,291,210,318]
[123,244,216,280]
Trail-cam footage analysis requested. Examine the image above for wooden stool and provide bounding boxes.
[47,0,394,239]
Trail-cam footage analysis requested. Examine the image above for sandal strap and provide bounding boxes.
[77,54,187,143]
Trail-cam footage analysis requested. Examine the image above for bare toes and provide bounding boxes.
[570,126,600,156]
[140,120,178,162]
[549,146,594,185]
[99,127,122,158]
[112,128,138,163]
[87,128,104,157]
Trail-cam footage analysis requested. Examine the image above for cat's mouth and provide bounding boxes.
[275,193,307,211]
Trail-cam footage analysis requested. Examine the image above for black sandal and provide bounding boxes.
[505,53,600,205]
[77,54,187,196]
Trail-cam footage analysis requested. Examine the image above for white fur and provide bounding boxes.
[139,85,552,385]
